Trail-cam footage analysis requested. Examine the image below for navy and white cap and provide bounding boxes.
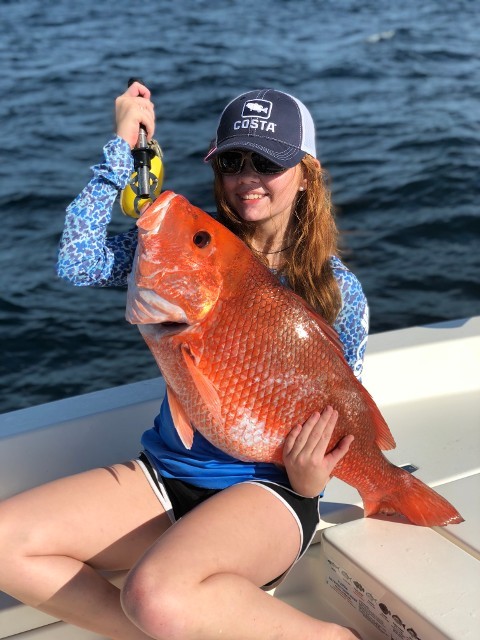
[204,88,317,169]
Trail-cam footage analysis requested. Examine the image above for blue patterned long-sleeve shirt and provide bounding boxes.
[58,136,137,287]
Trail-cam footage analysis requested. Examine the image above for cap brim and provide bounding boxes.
[204,138,305,169]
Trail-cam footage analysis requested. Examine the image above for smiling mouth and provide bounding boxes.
[240,193,265,200]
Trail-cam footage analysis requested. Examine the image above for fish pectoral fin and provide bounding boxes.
[167,386,195,449]
[181,344,223,426]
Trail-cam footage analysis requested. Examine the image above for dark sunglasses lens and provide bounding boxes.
[217,152,243,174]
[251,153,285,174]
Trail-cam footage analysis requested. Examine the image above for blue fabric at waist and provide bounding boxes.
[141,396,289,490]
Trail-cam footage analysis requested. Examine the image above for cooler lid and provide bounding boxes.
[323,517,480,639]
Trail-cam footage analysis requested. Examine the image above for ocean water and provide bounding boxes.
[1,0,479,413]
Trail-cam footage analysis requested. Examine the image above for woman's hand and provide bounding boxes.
[282,406,354,497]
[115,81,156,148]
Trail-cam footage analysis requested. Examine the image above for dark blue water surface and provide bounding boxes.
[1,0,479,413]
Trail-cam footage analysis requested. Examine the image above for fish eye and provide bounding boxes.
[193,230,211,248]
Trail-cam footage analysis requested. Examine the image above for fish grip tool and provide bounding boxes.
[121,78,164,218]
[128,77,155,198]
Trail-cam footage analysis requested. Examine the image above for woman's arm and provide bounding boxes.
[57,81,156,288]
[57,136,137,287]
[331,257,369,381]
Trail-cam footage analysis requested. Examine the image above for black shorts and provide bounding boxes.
[137,452,320,589]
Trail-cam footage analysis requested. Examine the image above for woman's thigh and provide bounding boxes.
[131,482,302,588]
[0,461,171,571]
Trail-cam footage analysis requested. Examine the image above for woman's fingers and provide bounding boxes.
[323,434,354,473]
[115,87,156,147]
[287,407,337,459]
[283,406,354,497]
[282,424,302,457]
[126,80,151,100]
[310,406,339,456]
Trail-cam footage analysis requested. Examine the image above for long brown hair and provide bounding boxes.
[212,155,342,325]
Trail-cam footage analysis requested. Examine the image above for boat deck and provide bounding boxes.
[1,317,479,639]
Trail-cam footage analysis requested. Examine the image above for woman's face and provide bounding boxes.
[221,154,305,227]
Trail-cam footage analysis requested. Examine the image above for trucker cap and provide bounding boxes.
[204,88,317,169]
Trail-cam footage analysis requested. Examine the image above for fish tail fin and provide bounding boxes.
[363,469,464,527]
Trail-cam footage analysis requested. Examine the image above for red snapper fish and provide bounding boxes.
[126,191,463,527]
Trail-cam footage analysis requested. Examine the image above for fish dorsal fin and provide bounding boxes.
[181,343,223,426]
[167,386,195,449]
[360,382,396,450]
[376,425,396,450]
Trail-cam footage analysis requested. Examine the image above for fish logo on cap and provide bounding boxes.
[242,100,272,119]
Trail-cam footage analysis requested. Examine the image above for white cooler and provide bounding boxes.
[321,474,480,640]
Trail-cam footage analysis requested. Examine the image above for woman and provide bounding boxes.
[0,83,366,639]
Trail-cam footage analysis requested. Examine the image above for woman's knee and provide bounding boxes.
[0,498,31,556]
[0,498,38,593]
[121,566,192,640]
[0,489,69,576]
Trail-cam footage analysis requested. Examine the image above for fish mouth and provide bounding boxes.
[158,320,190,334]
[139,321,190,339]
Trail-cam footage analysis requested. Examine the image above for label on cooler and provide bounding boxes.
[325,557,425,639]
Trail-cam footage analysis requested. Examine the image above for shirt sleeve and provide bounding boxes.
[331,257,369,381]
[56,136,137,288]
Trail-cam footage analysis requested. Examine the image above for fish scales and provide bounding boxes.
[193,264,327,460]
[126,191,463,526]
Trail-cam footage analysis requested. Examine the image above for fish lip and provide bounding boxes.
[126,280,189,326]
[136,191,177,233]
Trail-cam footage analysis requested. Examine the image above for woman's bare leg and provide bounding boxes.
[0,461,171,640]
[121,482,360,640]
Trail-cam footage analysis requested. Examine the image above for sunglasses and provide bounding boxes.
[215,151,287,175]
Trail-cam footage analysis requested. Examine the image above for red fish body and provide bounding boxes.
[126,191,463,527]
